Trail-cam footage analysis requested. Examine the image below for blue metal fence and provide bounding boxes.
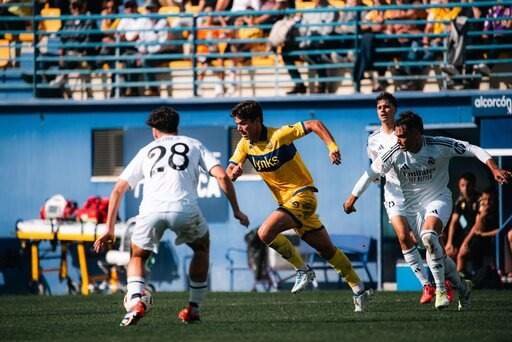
[0,1,510,99]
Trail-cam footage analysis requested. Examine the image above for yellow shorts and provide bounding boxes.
[278,189,323,236]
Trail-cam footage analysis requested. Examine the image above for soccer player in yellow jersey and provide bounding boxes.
[227,100,372,312]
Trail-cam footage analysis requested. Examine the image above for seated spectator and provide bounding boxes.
[97,0,121,96]
[196,7,227,97]
[457,189,499,278]
[386,0,426,91]
[440,0,484,90]
[51,0,100,98]
[352,0,393,92]
[480,4,512,87]
[126,0,182,97]
[282,0,340,94]
[445,173,480,261]
[114,0,141,96]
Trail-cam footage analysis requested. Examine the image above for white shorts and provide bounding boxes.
[406,194,453,244]
[384,183,408,218]
[131,209,209,253]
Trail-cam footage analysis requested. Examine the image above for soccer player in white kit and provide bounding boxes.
[343,93,440,305]
[343,111,511,310]
[94,107,249,326]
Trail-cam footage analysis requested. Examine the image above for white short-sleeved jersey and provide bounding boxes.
[120,135,220,215]
[367,129,406,216]
[371,136,473,209]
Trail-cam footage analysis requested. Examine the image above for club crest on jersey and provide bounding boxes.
[400,164,410,171]
[427,157,436,165]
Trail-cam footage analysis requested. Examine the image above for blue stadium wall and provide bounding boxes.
[1,90,511,293]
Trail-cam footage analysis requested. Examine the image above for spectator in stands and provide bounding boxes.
[439,0,485,90]
[114,0,141,96]
[196,6,227,97]
[386,0,426,91]
[457,189,499,278]
[97,0,121,96]
[479,4,512,82]
[281,0,340,94]
[128,0,181,97]
[50,0,99,98]
[445,173,480,261]
[352,0,393,92]
[183,0,217,13]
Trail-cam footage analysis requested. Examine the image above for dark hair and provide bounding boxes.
[376,92,397,109]
[459,172,476,185]
[396,111,424,134]
[146,106,179,133]
[231,100,263,122]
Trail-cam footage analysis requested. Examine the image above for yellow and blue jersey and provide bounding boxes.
[229,122,314,204]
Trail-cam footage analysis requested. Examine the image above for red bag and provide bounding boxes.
[76,196,110,224]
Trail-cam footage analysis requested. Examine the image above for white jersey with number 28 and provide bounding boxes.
[120,135,220,215]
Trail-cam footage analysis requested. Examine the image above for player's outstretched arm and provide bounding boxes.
[210,165,250,227]
[485,159,512,184]
[226,162,244,181]
[466,144,512,184]
[303,120,341,165]
[342,170,377,214]
[93,180,129,253]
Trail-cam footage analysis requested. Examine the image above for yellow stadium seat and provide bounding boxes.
[328,0,345,7]
[40,7,62,32]
[159,6,181,26]
[251,55,276,67]
[169,60,192,69]
[19,33,34,42]
[295,0,315,10]
[0,39,10,68]
[185,4,201,14]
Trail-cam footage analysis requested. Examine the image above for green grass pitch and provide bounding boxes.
[2,290,511,341]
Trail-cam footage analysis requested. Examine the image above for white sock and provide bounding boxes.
[189,279,208,307]
[127,276,145,300]
[402,246,429,286]
[352,283,365,295]
[444,255,463,290]
[421,231,446,291]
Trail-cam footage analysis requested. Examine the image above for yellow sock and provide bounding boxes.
[268,234,306,270]
[328,249,361,289]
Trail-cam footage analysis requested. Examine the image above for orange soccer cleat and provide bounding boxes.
[420,283,435,304]
[120,301,146,327]
[178,305,201,324]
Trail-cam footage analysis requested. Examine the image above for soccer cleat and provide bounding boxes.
[434,290,450,310]
[291,266,316,294]
[419,283,435,304]
[445,280,455,303]
[178,305,201,324]
[353,288,373,313]
[458,279,472,311]
[120,301,146,327]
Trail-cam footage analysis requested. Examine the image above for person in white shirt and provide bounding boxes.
[343,111,511,310]
[94,106,249,326]
[344,92,441,305]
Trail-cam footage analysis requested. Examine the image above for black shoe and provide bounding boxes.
[287,84,306,95]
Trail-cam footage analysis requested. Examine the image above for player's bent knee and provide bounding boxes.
[421,231,437,248]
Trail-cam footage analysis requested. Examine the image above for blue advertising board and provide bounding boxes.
[472,94,512,117]
[123,126,229,222]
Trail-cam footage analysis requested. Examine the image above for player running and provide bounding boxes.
[227,100,372,312]
[343,111,511,310]
[344,92,449,304]
[94,106,249,326]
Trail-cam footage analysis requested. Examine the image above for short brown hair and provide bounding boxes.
[231,100,263,122]
[146,106,179,134]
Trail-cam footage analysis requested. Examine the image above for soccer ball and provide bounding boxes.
[123,289,153,313]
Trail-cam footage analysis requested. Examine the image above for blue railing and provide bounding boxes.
[0,1,511,99]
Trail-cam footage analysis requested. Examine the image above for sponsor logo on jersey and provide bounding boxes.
[248,143,297,172]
